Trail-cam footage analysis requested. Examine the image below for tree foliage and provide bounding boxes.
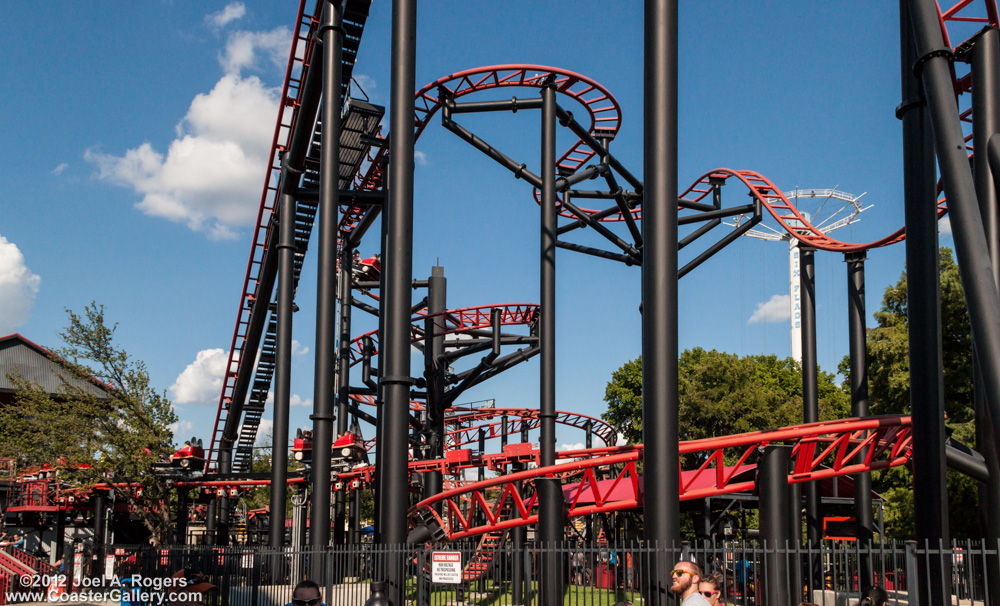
[603,348,850,446]
[0,303,178,544]
[840,248,980,538]
[845,247,973,422]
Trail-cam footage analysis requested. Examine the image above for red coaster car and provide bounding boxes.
[170,438,206,471]
[352,253,381,282]
[292,428,313,463]
[332,432,366,464]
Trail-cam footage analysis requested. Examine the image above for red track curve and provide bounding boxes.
[340,64,628,242]
[407,415,913,541]
[348,407,618,453]
[680,169,948,253]
[346,303,538,367]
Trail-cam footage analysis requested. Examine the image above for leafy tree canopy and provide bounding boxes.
[838,248,979,538]
[603,348,849,446]
[0,303,178,544]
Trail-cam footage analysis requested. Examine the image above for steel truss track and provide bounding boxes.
[346,303,538,367]
[208,0,372,470]
[408,415,913,541]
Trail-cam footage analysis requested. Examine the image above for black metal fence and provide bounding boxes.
[67,539,1000,606]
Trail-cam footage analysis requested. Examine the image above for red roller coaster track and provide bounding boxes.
[346,303,538,367]
[408,415,913,542]
[211,1,996,489]
[350,407,618,453]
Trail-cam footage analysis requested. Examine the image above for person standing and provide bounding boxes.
[670,560,710,605]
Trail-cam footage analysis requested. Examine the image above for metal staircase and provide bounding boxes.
[209,0,377,471]
[231,98,383,471]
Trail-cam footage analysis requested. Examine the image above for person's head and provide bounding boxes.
[670,560,703,598]
[292,580,322,606]
[859,586,888,606]
[698,571,723,606]
[171,568,217,606]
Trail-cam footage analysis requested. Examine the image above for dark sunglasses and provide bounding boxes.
[670,569,690,577]
[700,590,719,597]
[292,599,321,606]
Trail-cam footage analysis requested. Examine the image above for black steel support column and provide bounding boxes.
[759,446,791,606]
[643,1,680,604]
[216,459,230,545]
[846,252,874,589]
[512,427,528,606]
[800,247,821,580]
[381,1,417,605]
[310,0,343,562]
[334,246,353,546]
[270,192,296,548]
[901,3,950,603]
[973,28,1000,605]
[205,496,217,546]
[424,266,446,510]
[92,489,107,572]
[176,489,189,546]
[539,78,564,606]
[787,482,803,602]
[910,0,1000,501]
[350,490,361,545]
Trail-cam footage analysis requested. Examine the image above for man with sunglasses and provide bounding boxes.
[289,580,325,606]
[670,560,711,605]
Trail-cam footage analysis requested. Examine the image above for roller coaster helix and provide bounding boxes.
[190,7,1000,596]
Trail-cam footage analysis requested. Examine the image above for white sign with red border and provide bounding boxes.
[431,551,462,584]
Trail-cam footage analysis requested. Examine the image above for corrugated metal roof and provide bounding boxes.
[0,336,110,399]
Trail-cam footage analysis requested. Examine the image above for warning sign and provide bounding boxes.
[431,551,462,584]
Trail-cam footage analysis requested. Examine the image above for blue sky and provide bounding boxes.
[1,2,965,454]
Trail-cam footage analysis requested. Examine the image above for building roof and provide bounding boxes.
[0,334,111,399]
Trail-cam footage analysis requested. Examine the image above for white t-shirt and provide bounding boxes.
[681,593,712,606]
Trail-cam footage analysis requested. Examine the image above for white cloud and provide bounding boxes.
[352,74,376,97]
[87,26,292,239]
[748,293,791,324]
[559,442,585,452]
[291,339,309,356]
[169,420,196,440]
[206,2,246,28]
[51,163,68,176]
[414,150,428,166]
[87,73,280,239]
[0,236,41,335]
[264,391,312,408]
[170,348,229,404]
[616,432,627,446]
[939,215,952,236]
[256,419,273,445]
[220,27,291,76]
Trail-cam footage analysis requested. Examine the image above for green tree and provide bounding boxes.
[603,348,850,446]
[841,248,980,538]
[0,303,178,544]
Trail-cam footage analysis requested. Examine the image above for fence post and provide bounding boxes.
[905,540,922,606]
